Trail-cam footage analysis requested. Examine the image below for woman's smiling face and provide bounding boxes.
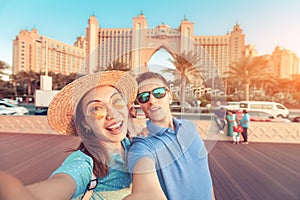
[81,85,129,143]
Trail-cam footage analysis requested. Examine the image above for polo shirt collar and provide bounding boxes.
[146,118,182,136]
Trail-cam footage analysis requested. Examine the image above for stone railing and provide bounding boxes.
[1,116,300,143]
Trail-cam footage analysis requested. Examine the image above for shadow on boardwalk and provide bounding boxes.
[0,132,299,200]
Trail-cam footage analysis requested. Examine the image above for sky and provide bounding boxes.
[1,0,300,70]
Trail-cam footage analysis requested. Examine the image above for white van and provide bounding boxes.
[223,102,240,110]
[239,101,289,118]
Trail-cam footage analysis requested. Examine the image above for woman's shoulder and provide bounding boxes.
[61,150,94,168]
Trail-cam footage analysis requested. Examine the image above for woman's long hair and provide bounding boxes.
[74,98,110,178]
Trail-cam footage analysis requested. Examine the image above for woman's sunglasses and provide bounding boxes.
[137,87,168,104]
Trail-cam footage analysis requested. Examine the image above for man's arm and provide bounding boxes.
[124,158,167,200]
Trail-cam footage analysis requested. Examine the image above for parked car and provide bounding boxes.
[237,110,291,123]
[34,108,48,115]
[222,101,240,110]
[292,116,300,123]
[0,98,19,105]
[0,100,29,115]
[170,101,181,112]
[0,106,16,115]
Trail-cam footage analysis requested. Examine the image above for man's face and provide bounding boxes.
[137,78,172,122]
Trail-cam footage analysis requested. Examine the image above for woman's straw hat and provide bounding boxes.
[47,70,138,135]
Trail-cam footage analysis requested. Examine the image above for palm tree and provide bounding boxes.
[166,50,204,112]
[0,61,9,80]
[253,75,278,98]
[10,74,19,97]
[225,56,269,101]
[48,72,77,90]
[11,70,40,96]
[105,60,131,71]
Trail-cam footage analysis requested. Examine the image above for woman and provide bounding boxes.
[0,70,138,199]
[226,110,240,144]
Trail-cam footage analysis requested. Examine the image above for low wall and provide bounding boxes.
[0,116,299,143]
[192,119,300,144]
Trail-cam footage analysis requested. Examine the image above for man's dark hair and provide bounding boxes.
[136,72,168,86]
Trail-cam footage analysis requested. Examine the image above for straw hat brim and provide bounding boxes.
[47,70,138,135]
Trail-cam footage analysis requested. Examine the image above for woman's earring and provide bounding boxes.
[85,128,92,134]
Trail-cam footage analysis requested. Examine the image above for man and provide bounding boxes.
[214,106,227,134]
[240,109,250,144]
[125,72,214,200]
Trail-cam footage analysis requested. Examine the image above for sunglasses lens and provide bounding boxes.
[137,92,150,103]
[153,87,167,99]
[87,105,106,120]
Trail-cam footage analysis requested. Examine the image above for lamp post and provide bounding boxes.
[35,39,48,76]
[35,38,52,90]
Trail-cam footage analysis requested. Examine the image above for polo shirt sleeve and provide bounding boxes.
[50,150,93,199]
[127,137,155,175]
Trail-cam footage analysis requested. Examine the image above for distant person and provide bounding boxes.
[226,110,240,144]
[214,107,227,134]
[240,109,250,144]
[124,72,215,200]
[0,70,138,200]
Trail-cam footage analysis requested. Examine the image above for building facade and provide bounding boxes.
[12,28,86,75]
[13,14,246,79]
[85,14,245,78]
[272,46,299,78]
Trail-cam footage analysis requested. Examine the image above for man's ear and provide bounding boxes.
[129,106,137,118]
[167,92,172,104]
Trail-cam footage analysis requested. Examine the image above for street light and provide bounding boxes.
[35,38,52,90]
[35,39,48,76]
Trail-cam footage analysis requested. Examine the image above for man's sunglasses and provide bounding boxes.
[137,87,168,104]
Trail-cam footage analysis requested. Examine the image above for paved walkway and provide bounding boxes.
[0,132,299,200]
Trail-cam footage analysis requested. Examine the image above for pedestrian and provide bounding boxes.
[214,106,227,134]
[240,109,250,144]
[0,70,138,200]
[226,110,240,144]
[124,72,215,200]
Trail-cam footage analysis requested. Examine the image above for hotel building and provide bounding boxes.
[12,13,245,79]
[12,28,86,75]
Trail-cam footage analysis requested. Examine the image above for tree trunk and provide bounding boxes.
[13,82,18,97]
[27,80,31,95]
[245,83,250,101]
[180,77,186,113]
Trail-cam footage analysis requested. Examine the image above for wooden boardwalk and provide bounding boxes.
[0,132,299,200]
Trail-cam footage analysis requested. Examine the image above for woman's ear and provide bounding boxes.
[81,120,92,134]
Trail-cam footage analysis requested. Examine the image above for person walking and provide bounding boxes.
[124,72,215,200]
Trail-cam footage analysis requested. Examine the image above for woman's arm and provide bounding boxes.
[0,171,76,200]
[0,171,36,200]
[26,173,76,200]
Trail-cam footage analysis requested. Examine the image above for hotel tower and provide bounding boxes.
[12,13,246,79]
